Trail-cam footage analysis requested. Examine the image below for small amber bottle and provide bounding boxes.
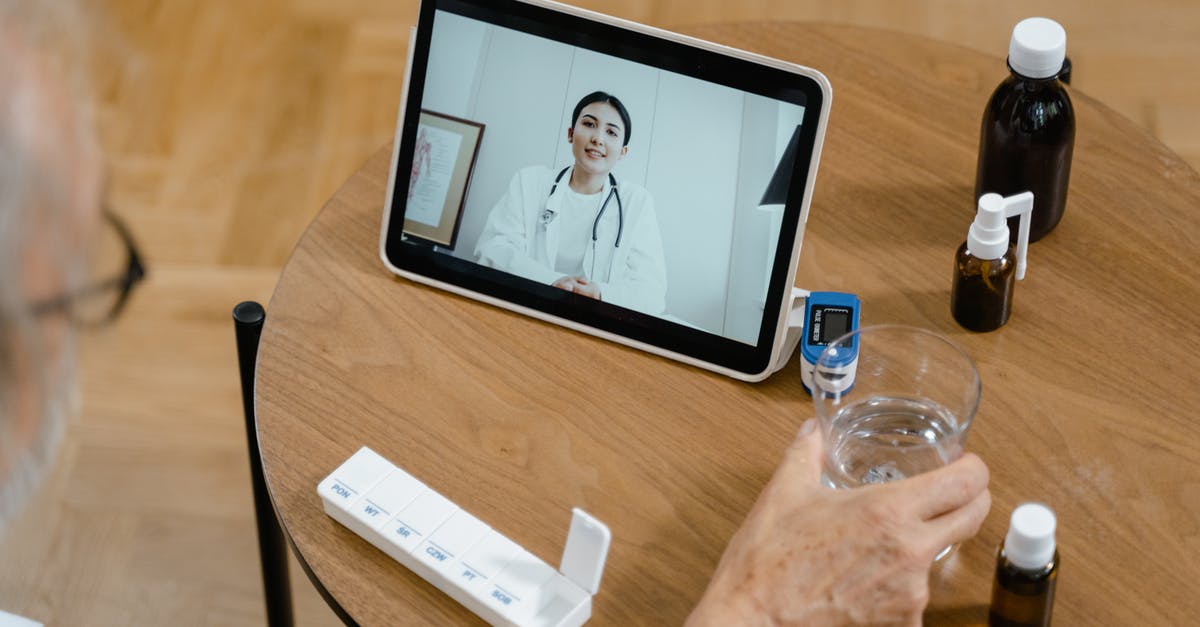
[989,503,1059,627]
[951,242,1015,332]
[952,192,1033,332]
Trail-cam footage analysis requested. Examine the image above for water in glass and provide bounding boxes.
[822,395,962,489]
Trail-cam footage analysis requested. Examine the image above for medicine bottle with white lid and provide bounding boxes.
[989,503,1059,627]
[951,192,1033,332]
[975,17,1074,243]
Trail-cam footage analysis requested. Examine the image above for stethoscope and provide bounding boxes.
[543,166,624,249]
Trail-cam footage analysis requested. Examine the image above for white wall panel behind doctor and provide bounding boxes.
[423,12,489,119]
[645,73,743,334]
[723,94,780,344]
[449,28,574,260]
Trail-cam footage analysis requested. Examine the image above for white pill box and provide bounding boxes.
[317,447,612,627]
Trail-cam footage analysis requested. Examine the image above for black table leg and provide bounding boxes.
[234,301,294,627]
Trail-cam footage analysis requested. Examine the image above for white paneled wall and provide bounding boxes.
[643,71,742,332]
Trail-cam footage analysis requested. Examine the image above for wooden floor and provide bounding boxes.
[0,1,1195,625]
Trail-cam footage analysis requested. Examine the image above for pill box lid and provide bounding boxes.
[559,508,612,594]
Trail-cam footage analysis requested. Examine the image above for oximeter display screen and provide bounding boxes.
[808,304,854,346]
[822,311,850,342]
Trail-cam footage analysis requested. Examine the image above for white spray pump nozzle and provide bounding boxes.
[967,192,1034,280]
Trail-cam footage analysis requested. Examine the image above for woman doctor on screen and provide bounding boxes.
[474,91,668,315]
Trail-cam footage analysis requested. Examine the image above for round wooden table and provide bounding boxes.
[256,23,1200,626]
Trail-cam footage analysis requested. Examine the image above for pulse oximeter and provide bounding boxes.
[800,291,861,395]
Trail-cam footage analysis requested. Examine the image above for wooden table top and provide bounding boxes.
[255,22,1200,626]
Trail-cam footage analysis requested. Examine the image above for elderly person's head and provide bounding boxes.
[0,1,103,532]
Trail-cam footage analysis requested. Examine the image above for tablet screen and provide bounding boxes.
[384,0,827,377]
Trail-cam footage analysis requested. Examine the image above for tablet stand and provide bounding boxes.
[771,286,810,374]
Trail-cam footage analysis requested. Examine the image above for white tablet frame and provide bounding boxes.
[379,0,831,382]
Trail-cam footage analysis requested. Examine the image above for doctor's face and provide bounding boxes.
[567,102,628,177]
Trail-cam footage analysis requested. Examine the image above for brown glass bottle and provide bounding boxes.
[988,544,1059,627]
[975,69,1075,243]
[951,241,1015,332]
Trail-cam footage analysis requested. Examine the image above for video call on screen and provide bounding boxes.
[404,9,806,346]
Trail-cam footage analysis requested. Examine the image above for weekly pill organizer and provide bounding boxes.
[318,447,612,626]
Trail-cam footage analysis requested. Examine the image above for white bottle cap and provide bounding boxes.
[1009,18,1067,79]
[1004,503,1057,570]
[967,192,1033,280]
[967,194,1010,262]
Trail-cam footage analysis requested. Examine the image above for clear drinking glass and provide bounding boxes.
[812,325,980,558]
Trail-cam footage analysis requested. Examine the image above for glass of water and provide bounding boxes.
[813,325,979,515]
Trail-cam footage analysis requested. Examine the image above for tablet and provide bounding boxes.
[380,0,830,381]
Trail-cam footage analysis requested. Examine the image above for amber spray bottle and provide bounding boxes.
[989,503,1059,626]
[952,192,1033,332]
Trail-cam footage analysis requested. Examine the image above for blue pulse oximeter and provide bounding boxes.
[800,291,861,395]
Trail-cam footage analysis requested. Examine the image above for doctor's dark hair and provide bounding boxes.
[572,91,632,146]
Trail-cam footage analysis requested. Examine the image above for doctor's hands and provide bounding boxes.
[552,275,602,300]
[686,419,991,627]
[569,276,601,299]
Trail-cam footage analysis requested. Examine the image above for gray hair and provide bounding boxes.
[0,0,94,530]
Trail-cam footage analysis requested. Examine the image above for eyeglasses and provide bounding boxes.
[30,207,146,328]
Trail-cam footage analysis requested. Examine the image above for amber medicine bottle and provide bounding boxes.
[975,18,1074,243]
[989,503,1059,627]
[952,192,1033,332]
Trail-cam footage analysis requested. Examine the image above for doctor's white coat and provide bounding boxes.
[474,165,668,315]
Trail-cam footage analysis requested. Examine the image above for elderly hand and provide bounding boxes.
[687,419,991,627]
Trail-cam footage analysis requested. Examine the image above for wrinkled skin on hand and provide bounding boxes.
[687,419,991,627]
